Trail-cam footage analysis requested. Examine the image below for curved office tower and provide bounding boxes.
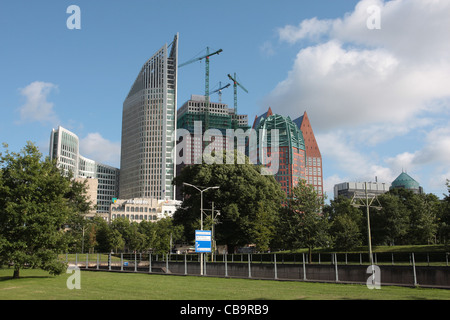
[120,34,178,201]
[49,126,120,216]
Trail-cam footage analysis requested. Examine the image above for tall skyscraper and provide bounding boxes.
[293,111,324,197]
[119,34,178,201]
[252,108,306,197]
[49,126,120,218]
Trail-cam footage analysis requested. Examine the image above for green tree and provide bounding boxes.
[128,222,146,252]
[173,151,283,252]
[0,142,93,278]
[110,216,132,252]
[278,180,330,261]
[94,217,119,253]
[438,180,450,245]
[372,192,409,245]
[325,197,363,251]
[147,218,184,255]
[407,193,439,244]
[247,201,277,252]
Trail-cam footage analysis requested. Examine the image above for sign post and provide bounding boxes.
[195,230,212,275]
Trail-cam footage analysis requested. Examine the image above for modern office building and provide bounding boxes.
[252,107,306,197]
[49,126,120,219]
[293,111,324,198]
[334,181,390,199]
[120,34,178,201]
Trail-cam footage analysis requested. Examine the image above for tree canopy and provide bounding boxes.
[173,151,284,252]
[274,180,329,261]
[0,142,93,278]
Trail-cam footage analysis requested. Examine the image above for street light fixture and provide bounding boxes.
[183,183,220,275]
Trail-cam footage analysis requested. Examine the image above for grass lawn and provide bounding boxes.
[0,268,449,300]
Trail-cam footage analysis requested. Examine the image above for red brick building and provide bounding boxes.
[253,108,323,198]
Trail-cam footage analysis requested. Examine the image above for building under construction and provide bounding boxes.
[177,94,249,134]
[175,95,249,200]
[176,94,249,164]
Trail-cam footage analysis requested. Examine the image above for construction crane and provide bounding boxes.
[227,73,248,128]
[209,82,230,104]
[179,47,223,130]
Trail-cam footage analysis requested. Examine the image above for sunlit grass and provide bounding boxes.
[1,268,449,300]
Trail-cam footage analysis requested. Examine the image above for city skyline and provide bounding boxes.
[1,0,449,199]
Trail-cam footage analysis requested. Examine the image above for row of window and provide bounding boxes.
[112,206,157,213]
[112,214,159,221]
[307,167,322,176]
[307,157,321,167]
[308,176,322,186]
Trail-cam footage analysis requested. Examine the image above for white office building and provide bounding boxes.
[119,34,178,201]
[49,126,120,218]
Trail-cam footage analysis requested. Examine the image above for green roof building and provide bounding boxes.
[390,172,423,194]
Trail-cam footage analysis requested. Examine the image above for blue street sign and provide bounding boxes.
[195,230,212,253]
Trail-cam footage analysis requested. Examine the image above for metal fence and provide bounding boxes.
[63,252,450,288]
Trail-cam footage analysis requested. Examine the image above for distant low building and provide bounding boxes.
[334,181,390,200]
[109,198,181,223]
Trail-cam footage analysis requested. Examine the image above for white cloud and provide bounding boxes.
[264,0,450,196]
[278,17,333,44]
[17,81,59,125]
[267,0,450,133]
[80,133,120,167]
[259,41,275,57]
[386,126,450,168]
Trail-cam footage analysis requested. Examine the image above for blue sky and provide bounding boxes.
[1,0,449,199]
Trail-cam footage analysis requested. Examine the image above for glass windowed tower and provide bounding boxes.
[119,34,178,201]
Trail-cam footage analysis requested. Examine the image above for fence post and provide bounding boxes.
[302,253,306,280]
[149,254,152,273]
[248,253,252,278]
[96,253,99,270]
[225,252,228,277]
[135,253,137,272]
[166,254,169,274]
[86,253,89,269]
[108,253,111,271]
[121,253,123,271]
[184,254,187,275]
[274,254,278,280]
[412,253,417,286]
[334,253,339,282]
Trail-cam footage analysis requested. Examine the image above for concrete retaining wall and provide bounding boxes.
[145,261,450,288]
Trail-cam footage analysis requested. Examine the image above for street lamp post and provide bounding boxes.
[183,183,219,275]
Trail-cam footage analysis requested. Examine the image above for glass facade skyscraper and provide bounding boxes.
[119,34,178,201]
[49,126,120,216]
